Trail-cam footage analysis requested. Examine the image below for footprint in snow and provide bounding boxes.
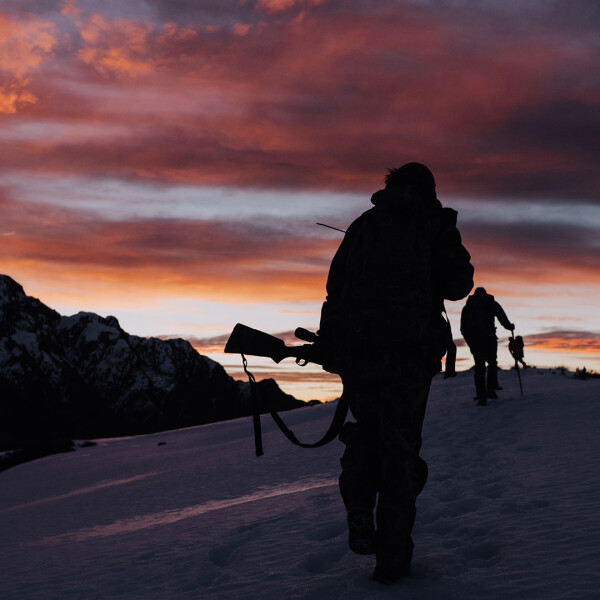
[299,543,347,574]
[208,542,238,567]
[305,520,347,542]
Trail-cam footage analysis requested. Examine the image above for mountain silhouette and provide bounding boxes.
[0,275,306,453]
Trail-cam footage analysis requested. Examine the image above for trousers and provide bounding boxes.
[338,370,431,565]
[469,339,498,399]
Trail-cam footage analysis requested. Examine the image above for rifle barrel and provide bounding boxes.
[316,222,346,233]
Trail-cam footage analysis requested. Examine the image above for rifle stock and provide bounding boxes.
[224,323,320,365]
[225,323,348,455]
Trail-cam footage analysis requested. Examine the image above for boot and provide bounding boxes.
[474,363,487,403]
[338,422,378,554]
[487,364,499,396]
[373,538,413,584]
[347,508,376,555]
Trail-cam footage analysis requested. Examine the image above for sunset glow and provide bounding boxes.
[1,0,599,400]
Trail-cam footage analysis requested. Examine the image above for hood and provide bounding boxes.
[467,291,494,305]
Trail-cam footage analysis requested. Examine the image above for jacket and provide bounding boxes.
[319,188,474,377]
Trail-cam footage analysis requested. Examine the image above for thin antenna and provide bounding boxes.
[316,222,346,233]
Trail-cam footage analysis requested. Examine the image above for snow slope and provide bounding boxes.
[1,369,599,599]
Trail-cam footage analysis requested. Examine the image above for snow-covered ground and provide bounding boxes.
[1,368,599,599]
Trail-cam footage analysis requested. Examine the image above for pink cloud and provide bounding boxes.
[0,1,597,198]
[232,23,253,36]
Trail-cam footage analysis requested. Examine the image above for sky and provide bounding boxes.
[1,0,599,400]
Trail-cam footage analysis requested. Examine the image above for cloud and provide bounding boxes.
[255,0,327,16]
[232,23,253,36]
[72,11,156,77]
[0,1,598,199]
[0,190,336,303]
[1,175,598,311]
[523,331,600,355]
[60,0,81,17]
[459,219,600,288]
[57,2,201,79]
[0,84,37,114]
[0,13,57,113]
[0,14,56,76]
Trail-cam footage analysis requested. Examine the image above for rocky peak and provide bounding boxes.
[0,274,26,301]
[0,274,306,450]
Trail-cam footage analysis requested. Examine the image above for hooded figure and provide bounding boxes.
[460,287,514,404]
[318,163,473,583]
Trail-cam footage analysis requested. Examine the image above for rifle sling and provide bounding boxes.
[242,354,349,456]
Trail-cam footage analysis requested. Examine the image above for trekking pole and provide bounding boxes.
[510,333,524,397]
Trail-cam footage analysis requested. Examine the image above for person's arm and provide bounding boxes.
[494,301,514,331]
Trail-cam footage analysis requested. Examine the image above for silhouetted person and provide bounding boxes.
[460,287,514,405]
[509,335,527,368]
[443,322,458,379]
[317,163,473,583]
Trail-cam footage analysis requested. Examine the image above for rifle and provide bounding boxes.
[224,323,348,456]
[224,323,323,367]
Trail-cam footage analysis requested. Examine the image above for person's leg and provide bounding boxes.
[472,351,487,404]
[338,381,379,554]
[486,341,499,397]
[373,376,431,582]
[338,422,378,554]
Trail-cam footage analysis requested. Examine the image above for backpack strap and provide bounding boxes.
[242,354,349,457]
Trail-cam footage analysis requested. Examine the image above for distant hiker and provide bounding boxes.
[509,335,527,368]
[317,163,474,583]
[460,287,514,405]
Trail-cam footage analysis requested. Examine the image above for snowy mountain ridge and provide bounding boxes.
[0,274,305,450]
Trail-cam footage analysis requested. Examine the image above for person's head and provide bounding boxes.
[474,287,487,297]
[385,163,436,201]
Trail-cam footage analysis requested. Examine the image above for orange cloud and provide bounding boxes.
[1,172,598,314]
[0,15,56,76]
[0,83,37,114]
[0,190,335,304]
[256,0,327,15]
[0,13,57,113]
[525,332,600,356]
[74,12,155,77]
[62,7,204,79]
